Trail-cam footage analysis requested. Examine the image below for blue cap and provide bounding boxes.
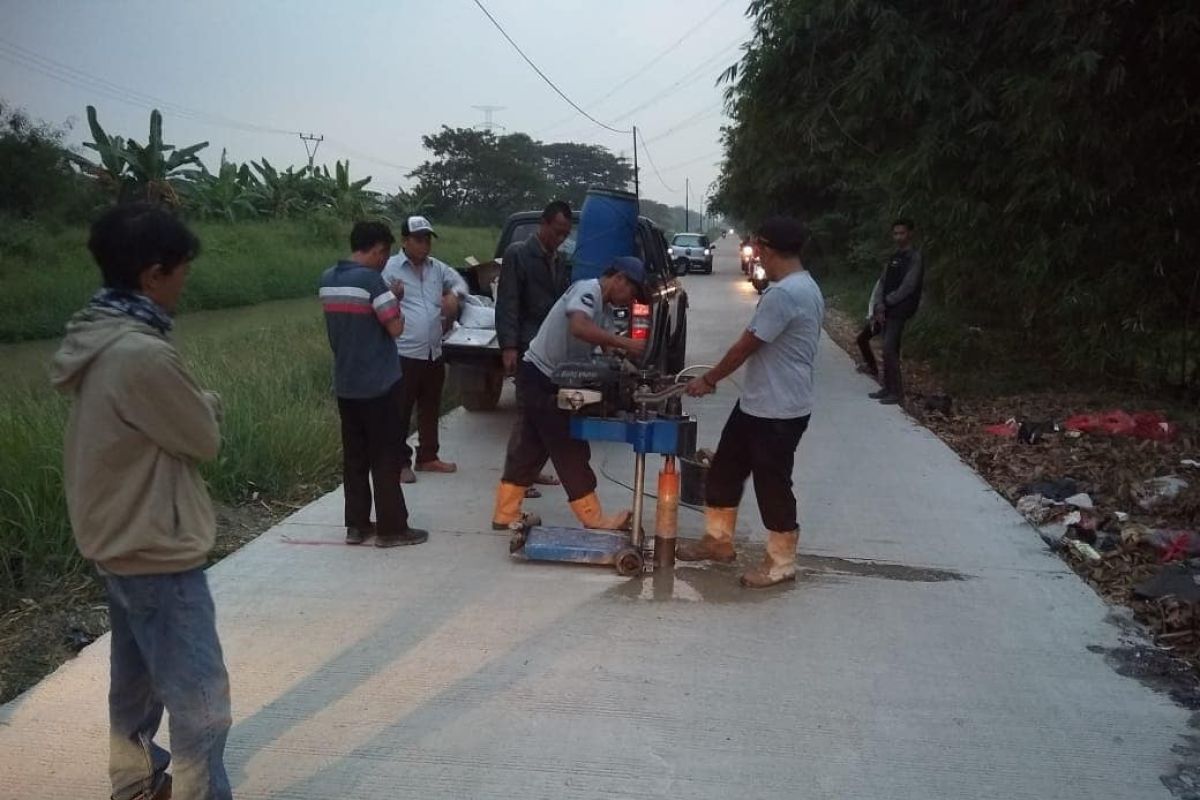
[610,256,647,297]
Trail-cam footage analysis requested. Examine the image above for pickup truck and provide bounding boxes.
[443,208,688,411]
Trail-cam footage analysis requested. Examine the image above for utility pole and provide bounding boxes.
[472,105,507,132]
[685,177,690,232]
[299,133,323,171]
[632,125,640,200]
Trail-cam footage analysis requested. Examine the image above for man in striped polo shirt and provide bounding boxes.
[319,221,428,547]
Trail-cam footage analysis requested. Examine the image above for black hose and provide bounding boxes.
[597,451,707,517]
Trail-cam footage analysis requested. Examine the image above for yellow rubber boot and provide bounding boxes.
[740,530,799,588]
[569,492,632,531]
[491,481,542,530]
[675,507,738,563]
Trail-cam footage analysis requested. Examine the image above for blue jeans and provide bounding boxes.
[105,569,232,800]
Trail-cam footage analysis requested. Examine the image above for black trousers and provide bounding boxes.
[856,315,908,397]
[337,380,409,534]
[398,356,446,467]
[706,403,810,532]
[501,362,597,501]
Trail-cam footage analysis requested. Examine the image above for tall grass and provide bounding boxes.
[0,308,343,602]
[0,217,492,601]
[0,217,499,343]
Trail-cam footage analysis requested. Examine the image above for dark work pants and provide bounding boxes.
[398,356,446,467]
[337,380,409,534]
[501,362,597,501]
[705,403,810,532]
[856,315,908,397]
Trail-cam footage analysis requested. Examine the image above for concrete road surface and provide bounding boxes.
[2,240,1195,799]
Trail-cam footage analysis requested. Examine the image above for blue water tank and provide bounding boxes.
[571,187,638,282]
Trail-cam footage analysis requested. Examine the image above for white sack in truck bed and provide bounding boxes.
[458,295,496,330]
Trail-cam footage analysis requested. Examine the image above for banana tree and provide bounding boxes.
[386,186,437,219]
[71,106,208,206]
[66,105,134,201]
[315,160,378,219]
[250,158,310,218]
[183,150,259,222]
[122,109,208,206]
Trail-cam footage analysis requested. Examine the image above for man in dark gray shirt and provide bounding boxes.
[856,219,923,404]
[496,200,573,494]
[496,200,573,373]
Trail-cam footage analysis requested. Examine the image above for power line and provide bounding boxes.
[323,138,413,173]
[469,0,631,135]
[0,37,415,178]
[535,0,734,136]
[0,38,299,136]
[553,36,744,143]
[659,148,724,173]
[644,103,725,145]
[608,39,743,125]
[636,128,676,194]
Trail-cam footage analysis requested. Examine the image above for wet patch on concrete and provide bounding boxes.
[609,552,967,604]
[799,554,968,583]
[1089,641,1200,797]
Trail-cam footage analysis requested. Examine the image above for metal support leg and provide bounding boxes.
[631,452,646,549]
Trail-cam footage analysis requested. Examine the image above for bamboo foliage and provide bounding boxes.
[712,0,1200,388]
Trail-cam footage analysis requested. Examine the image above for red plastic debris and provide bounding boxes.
[985,420,1019,438]
[1064,410,1178,442]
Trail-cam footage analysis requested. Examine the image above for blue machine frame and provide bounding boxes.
[515,414,696,575]
[569,415,696,456]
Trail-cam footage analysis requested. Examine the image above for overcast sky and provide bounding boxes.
[0,0,751,211]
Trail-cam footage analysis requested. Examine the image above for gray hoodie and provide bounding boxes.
[51,307,222,575]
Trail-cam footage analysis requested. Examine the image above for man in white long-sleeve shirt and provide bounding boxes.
[856,219,923,404]
[382,215,469,482]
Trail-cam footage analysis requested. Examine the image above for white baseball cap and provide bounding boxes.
[402,215,437,238]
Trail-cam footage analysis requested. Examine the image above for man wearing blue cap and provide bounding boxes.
[492,257,648,531]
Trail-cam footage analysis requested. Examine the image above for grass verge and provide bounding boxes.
[0,296,462,703]
[0,217,499,343]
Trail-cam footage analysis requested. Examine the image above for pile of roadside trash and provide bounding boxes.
[1013,465,1200,651]
[985,409,1179,444]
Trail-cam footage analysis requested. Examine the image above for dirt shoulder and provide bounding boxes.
[824,307,1200,667]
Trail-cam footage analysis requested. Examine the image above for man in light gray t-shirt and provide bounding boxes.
[680,216,823,589]
[741,270,824,419]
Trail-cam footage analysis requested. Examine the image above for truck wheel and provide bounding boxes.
[460,364,504,411]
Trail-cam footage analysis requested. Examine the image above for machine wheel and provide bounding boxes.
[459,364,504,411]
[614,547,644,577]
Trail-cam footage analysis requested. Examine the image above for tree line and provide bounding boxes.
[710,0,1200,391]
[1,101,704,235]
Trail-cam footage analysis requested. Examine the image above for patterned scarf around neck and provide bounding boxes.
[89,288,174,334]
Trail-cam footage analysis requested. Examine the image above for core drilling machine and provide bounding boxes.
[507,356,698,576]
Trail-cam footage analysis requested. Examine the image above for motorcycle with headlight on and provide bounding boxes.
[750,257,769,294]
[740,243,755,276]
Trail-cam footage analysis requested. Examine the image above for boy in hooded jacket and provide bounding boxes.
[51,203,231,800]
